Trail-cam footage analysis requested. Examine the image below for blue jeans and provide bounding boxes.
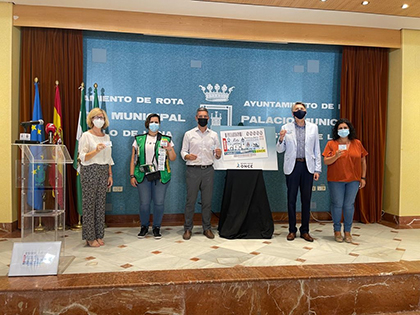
[137,179,169,228]
[328,181,360,232]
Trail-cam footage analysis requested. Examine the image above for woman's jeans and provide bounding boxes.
[328,181,360,232]
[137,179,169,228]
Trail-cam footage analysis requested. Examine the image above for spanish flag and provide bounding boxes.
[49,82,64,208]
[53,81,63,143]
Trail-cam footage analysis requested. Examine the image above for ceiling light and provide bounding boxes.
[361,1,369,5]
[320,0,327,2]
[402,4,409,9]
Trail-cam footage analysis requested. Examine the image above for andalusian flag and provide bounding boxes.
[73,83,87,216]
[93,84,99,108]
[93,83,109,133]
[28,80,45,210]
[49,83,64,207]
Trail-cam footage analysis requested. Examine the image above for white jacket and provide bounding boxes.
[276,121,322,175]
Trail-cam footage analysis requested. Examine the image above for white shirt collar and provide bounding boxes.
[194,126,210,133]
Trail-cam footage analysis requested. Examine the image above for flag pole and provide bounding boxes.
[73,82,83,231]
[35,218,44,232]
[35,192,47,232]
[33,80,45,232]
[73,82,82,229]
[54,79,64,231]
[73,215,82,230]
[72,82,86,230]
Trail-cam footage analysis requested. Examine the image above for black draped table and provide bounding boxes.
[218,170,274,239]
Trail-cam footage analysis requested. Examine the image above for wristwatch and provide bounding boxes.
[130,175,135,178]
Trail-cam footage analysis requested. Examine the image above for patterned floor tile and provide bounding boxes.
[0,223,418,275]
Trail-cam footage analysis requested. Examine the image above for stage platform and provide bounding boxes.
[1,223,420,314]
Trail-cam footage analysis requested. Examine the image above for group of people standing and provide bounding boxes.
[277,102,367,244]
[77,103,367,247]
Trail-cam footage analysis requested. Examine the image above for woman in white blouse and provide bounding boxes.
[78,108,114,247]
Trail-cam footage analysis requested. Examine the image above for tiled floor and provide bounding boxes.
[0,222,419,275]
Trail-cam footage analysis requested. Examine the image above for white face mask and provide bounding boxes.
[93,118,105,129]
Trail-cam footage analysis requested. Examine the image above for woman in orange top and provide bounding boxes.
[323,119,367,243]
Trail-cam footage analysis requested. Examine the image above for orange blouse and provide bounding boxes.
[322,139,368,182]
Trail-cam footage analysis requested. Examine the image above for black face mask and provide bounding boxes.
[198,118,208,127]
[293,110,307,120]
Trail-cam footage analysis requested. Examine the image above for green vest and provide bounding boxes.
[134,133,172,184]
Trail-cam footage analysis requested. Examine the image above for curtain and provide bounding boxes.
[340,46,388,223]
[19,27,83,227]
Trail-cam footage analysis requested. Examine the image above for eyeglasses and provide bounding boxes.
[93,116,105,120]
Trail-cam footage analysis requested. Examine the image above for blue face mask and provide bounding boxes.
[338,129,350,138]
[149,122,159,132]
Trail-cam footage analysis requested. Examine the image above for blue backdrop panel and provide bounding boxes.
[83,32,341,217]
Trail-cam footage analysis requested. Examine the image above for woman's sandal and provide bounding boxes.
[86,240,100,247]
[344,233,353,243]
[97,239,105,246]
[334,232,343,243]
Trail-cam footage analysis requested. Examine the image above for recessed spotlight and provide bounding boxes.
[402,4,409,9]
[320,0,327,2]
[361,1,369,5]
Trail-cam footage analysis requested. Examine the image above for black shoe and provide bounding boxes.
[137,226,148,239]
[153,227,162,239]
[287,232,296,241]
[300,233,314,242]
[183,230,192,240]
[203,229,215,239]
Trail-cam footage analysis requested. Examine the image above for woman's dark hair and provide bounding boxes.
[332,118,357,140]
[145,113,160,129]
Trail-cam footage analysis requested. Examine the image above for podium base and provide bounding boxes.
[219,170,274,239]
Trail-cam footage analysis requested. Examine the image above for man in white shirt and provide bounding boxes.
[181,107,222,240]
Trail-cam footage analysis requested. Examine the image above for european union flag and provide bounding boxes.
[28,82,45,210]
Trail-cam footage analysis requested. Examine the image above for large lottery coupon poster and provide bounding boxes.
[221,128,268,160]
[213,126,278,170]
